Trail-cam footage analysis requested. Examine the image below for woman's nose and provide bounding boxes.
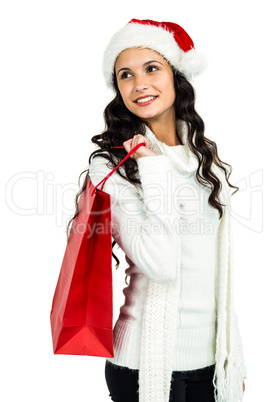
[134,75,149,92]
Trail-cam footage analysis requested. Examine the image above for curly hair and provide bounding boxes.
[66,67,239,281]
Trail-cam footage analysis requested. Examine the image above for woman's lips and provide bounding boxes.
[134,96,158,107]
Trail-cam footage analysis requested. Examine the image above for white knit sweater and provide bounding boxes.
[89,121,247,402]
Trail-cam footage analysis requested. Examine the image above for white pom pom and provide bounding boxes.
[179,49,207,81]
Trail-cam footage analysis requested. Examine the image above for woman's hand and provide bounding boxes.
[123,134,158,160]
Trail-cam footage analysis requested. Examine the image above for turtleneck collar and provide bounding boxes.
[144,119,199,176]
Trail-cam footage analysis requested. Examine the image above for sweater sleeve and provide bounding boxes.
[88,153,181,284]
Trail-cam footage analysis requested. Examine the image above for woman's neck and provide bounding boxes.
[146,119,182,146]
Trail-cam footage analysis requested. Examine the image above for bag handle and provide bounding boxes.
[91,143,145,196]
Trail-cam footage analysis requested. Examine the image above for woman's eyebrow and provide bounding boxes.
[116,67,131,75]
[143,60,163,67]
[116,60,163,76]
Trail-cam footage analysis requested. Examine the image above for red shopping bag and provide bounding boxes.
[50,142,145,356]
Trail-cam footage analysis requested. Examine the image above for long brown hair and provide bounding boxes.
[66,68,238,276]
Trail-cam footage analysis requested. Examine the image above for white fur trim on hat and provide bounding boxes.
[102,22,206,89]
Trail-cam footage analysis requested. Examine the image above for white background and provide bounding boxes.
[1,0,267,401]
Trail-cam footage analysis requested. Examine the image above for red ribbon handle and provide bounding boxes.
[91,143,145,196]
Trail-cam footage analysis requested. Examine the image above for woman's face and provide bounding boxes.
[114,48,176,125]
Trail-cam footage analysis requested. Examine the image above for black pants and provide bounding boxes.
[105,360,216,402]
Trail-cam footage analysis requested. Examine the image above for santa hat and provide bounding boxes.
[102,18,207,90]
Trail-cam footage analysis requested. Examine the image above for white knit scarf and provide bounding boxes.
[138,123,245,402]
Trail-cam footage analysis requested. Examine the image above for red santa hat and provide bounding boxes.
[102,18,207,90]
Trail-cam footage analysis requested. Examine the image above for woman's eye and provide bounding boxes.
[121,71,132,79]
[147,65,158,73]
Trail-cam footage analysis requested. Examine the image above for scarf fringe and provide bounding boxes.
[213,358,244,402]
[225,360,244,402]
[213,358,227,402]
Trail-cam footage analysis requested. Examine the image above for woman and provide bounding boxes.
[67,19,247,402]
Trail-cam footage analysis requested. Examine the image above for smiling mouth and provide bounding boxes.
[135,96,157,104]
